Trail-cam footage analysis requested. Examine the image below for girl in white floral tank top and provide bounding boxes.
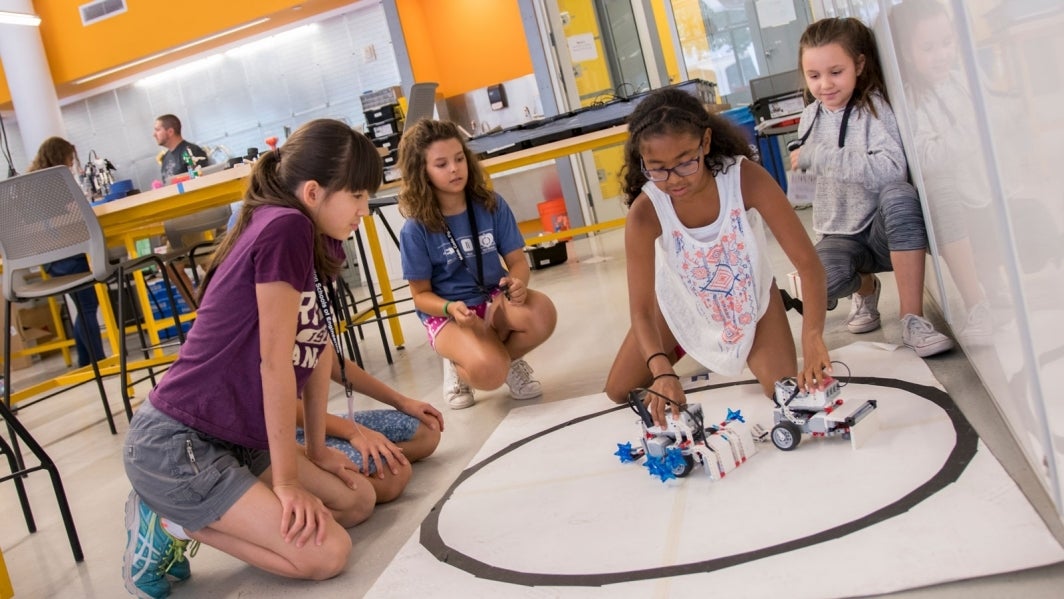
[605,88,833,427]
[645,154,773,376]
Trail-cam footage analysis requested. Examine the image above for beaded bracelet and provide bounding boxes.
[645,352,669,370]
[443,301,452,317]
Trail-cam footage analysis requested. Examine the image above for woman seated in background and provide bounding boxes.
[28,136,107,368]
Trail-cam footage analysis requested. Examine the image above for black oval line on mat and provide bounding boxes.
[418,377,978,587]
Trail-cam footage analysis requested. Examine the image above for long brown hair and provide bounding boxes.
[29,137,75,172]
[397,118,495,233]
[622,87,753,206]
[798,17,890,117]
[199,119,382,301]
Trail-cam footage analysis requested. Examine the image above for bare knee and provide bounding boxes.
[331,483,376,528]
[372,462,413,504]
[462,353,509,389]
[404,425,441,462]
[296,533,351,580]
[604,377,631,404]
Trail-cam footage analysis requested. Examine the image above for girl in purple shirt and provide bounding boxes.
[122,120,392,597]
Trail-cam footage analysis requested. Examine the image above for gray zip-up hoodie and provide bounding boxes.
[796,93,908,236]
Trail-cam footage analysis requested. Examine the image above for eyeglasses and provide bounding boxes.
[640,145,703,182]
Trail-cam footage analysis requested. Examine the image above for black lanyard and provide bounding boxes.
[443,203,493,295]
[797,94,858,149]
[312,271,353,406]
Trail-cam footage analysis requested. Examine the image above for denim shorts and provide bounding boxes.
[294,409,420,475]
[123,400,270,532]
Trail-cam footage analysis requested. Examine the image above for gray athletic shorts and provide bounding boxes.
[123,400,270,532]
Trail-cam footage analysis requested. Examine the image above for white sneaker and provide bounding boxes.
[902,314,955,357]
[442,359,475,410]
[960,301,993,341]
[846,275,882,333]
[506,359,542,400]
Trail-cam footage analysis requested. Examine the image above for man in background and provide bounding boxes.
[153,114,208,183]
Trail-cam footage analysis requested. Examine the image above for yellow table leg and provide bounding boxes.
[0,545,14,599]
[361,215,405,348]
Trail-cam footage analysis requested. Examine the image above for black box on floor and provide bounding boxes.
[525,242,567,270]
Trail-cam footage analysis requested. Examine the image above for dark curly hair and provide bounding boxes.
[798,17,890,117]
[397,118,496,232]
[621,87,754,206]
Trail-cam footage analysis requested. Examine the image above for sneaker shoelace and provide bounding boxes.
[906,315,934,336]
[160,539,199,575]
[510,360,534,384]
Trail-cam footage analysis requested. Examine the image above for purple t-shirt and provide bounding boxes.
[150,205,328,449]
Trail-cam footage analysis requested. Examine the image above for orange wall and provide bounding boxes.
[1,0,534,106]
[0,0,305,105]
[396,0,533,98]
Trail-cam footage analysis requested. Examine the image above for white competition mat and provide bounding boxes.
[367,344,1064,598]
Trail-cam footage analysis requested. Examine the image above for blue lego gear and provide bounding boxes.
[644,455,677,482]
[615,442,638,463]
[726,407,745,423]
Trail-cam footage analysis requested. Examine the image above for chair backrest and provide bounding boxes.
[163,205,233,252]
[404,82,439,131]
[0,166,110,302]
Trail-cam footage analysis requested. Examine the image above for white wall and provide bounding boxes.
[816,0,1064,519]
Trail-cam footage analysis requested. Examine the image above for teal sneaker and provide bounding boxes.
[122,491,196,598]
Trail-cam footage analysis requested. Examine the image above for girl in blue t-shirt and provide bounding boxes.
[122,120,392,597]
[398,119,557,410]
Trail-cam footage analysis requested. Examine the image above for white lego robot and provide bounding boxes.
[769,376,878,451]
[617,389,759,482]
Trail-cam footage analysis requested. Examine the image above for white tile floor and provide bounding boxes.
[2,212,1063,598]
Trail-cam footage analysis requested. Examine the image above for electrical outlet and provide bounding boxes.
[560,11,571,26]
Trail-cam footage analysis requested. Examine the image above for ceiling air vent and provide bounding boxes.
[79,0,127,26]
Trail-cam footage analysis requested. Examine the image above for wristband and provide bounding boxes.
[443,301,452,317]
[652,372,680,383]
[645,352,669,370]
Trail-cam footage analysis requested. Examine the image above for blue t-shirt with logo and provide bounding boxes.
[400,194,525,313]
[150,205,328,450]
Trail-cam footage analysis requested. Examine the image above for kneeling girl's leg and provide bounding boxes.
[434,314,511,390]
[746,281,798,398]
[491,289,558,359]
[124,404,353,580]
[603,303,680,404]
[874,182,929,317]
[815,235,877,300]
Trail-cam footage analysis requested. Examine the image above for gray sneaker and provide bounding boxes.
[506,358,542,400]
[846,275,882,333]
[902,314,955,357]
[442,358,475,410]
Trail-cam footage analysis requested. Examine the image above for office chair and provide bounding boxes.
[404,82,439,131]
[1,166,185,433]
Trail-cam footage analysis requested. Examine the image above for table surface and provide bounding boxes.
[93,163,252,244]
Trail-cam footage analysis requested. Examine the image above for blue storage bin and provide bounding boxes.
[720,105,788,193]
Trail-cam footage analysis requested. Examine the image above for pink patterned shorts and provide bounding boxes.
[419,290,502,349]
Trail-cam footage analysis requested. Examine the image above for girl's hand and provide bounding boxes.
[789,148,802,171]
[307,445,360,489]
[499,276,527,305]
[273,482,333,548]
[397,396,444,432]
[646,375,686,428]
[448,301,475,327]
[347,424,408,478]
[798,334,832,392]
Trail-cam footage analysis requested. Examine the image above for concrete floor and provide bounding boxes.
[2,211,1063,598]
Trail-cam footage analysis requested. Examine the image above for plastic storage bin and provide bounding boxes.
[721,106,788,193]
